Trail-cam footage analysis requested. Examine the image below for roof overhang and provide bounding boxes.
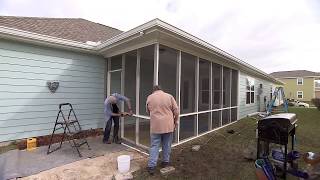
[0,25,98,54]
[0,19,283,85]
[98,19,283,85]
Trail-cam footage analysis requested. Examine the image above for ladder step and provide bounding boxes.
[57,120,77,125]
[72,141,87,147]
[66,131,82,136]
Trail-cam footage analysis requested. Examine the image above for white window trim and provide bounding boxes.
[297,77,303,85]
[297,91,303,99]
[246,77,255,105]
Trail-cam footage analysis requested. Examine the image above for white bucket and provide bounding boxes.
[117,155,130,173]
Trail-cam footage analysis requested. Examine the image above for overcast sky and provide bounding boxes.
[0,0,319,73]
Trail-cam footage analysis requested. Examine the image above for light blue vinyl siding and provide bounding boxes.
[238,71,274,119]
[0,40,106,142]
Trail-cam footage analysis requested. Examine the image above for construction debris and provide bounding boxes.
[192,145,201,152]
[160,166,175,176]
[115,172,133,180]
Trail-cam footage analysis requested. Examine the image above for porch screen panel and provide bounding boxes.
[180,52,196,141]
[222,109,230,125]
[110,71,121,94]
[111,55,122,70]
[124,51,137,142]
[223,67,231,108]
[139,118,150,147]
[179,115,196,141]
[231,108,238,122]
[231,69,238,106]
[212,63,222,109]
[180,52,196,114]
[212,110,222,128]
[198,113,210,134]
[199,59,210,111]
[139,45,154,115]
[159,45,178,97]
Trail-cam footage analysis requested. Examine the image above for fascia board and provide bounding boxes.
[0,25,97,53]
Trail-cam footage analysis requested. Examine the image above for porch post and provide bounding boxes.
[154,43,159,85]
[136,49,141,144]
[176,50,181,143]
[229,69,232,123]
[209,62,213,130]
[121,54,125,138]
[107,58,111,97]
[221,66,224,126]
[195,57,199,136]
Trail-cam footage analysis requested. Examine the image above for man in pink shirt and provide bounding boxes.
[146,85,179,175]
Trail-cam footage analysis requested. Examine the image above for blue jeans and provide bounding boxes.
[148,132,173,168]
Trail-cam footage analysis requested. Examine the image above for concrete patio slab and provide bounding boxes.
[20,149,147,180]
[0,136,129,180]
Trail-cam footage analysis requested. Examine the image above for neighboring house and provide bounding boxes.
[0,16,282,149]
[316,80,320,98]
[270,70,320,102]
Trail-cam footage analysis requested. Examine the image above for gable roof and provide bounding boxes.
[270,70,320,78]
[0,16,123,43]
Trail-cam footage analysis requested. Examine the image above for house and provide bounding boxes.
[0,16,282,149]
[270,70,320,102]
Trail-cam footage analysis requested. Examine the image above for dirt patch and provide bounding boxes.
[134,119,258,180]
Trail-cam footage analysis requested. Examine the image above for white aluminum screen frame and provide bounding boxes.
[107,43,240,150]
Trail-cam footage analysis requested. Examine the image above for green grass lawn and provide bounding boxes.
[134,108,320,179]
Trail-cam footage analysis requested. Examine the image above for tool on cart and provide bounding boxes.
[47,103,91,157]
[303,152,320,179]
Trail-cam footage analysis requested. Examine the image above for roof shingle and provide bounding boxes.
[270,70,320,78]
[0,16,123,43]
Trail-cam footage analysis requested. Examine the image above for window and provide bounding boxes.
[246,78,255,104]
[297,78,303,85]
[297,91,303,99]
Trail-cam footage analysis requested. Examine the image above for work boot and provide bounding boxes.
[103,139,112,144]
[161,162,170,168]
[113,137,121,144]
[147,167,156,175]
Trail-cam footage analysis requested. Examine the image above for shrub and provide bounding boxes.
[312,98,320,111]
